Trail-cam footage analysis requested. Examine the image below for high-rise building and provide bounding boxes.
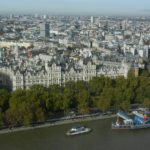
[9,14,13,19]
[40,23,50,38]
[91,16,94,24]
[14,44,19,60]
[43,14,47,19]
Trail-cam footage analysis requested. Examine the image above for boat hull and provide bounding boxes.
[112,123,150,130]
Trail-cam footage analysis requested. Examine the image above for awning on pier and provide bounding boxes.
[117,111,131,120]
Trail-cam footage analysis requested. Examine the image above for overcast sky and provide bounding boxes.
[1,0,150,15]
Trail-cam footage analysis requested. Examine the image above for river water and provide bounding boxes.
[0,118,150,150]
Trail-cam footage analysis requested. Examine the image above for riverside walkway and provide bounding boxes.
[0,113,116,134]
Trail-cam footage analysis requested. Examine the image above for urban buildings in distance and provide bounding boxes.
[0,15,150,91]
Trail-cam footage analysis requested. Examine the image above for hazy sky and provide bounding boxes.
[1,0,150,15]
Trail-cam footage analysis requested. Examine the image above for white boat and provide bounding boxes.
[66,125,91,136]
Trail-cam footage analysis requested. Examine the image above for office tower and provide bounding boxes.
[43,14,47,19]
[40,23,50,38]
[9,14,13,19]
[14,44,19,60]
[91,16,94,24]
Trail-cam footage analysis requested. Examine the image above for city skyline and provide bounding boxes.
[0,0,150,16]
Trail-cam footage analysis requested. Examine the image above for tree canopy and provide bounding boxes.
[0,75,150,126]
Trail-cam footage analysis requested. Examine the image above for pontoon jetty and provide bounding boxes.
[112,109,150,129]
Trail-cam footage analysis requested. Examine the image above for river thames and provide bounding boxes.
[0,118,150,150]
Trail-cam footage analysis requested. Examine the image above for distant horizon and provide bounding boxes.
[1,12,150,18]
[0,0,150,16]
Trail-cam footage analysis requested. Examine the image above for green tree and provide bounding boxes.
[62,88,72,113]
[76,89,90,114]
[48,85,63,112]
[26,85,48,122]
[89,76,105,96]
[0,89,9,112]
[0,110,3,125]
[96,96,111,112]
[143,98,150,109]
[6,89,26,125]
[120,100,130,111]
[123,88,134,103]
[35,108,45,123]
[140,70,149,77]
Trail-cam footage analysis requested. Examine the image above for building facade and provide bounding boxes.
[0,60,132,91]
[40,23,50,38]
